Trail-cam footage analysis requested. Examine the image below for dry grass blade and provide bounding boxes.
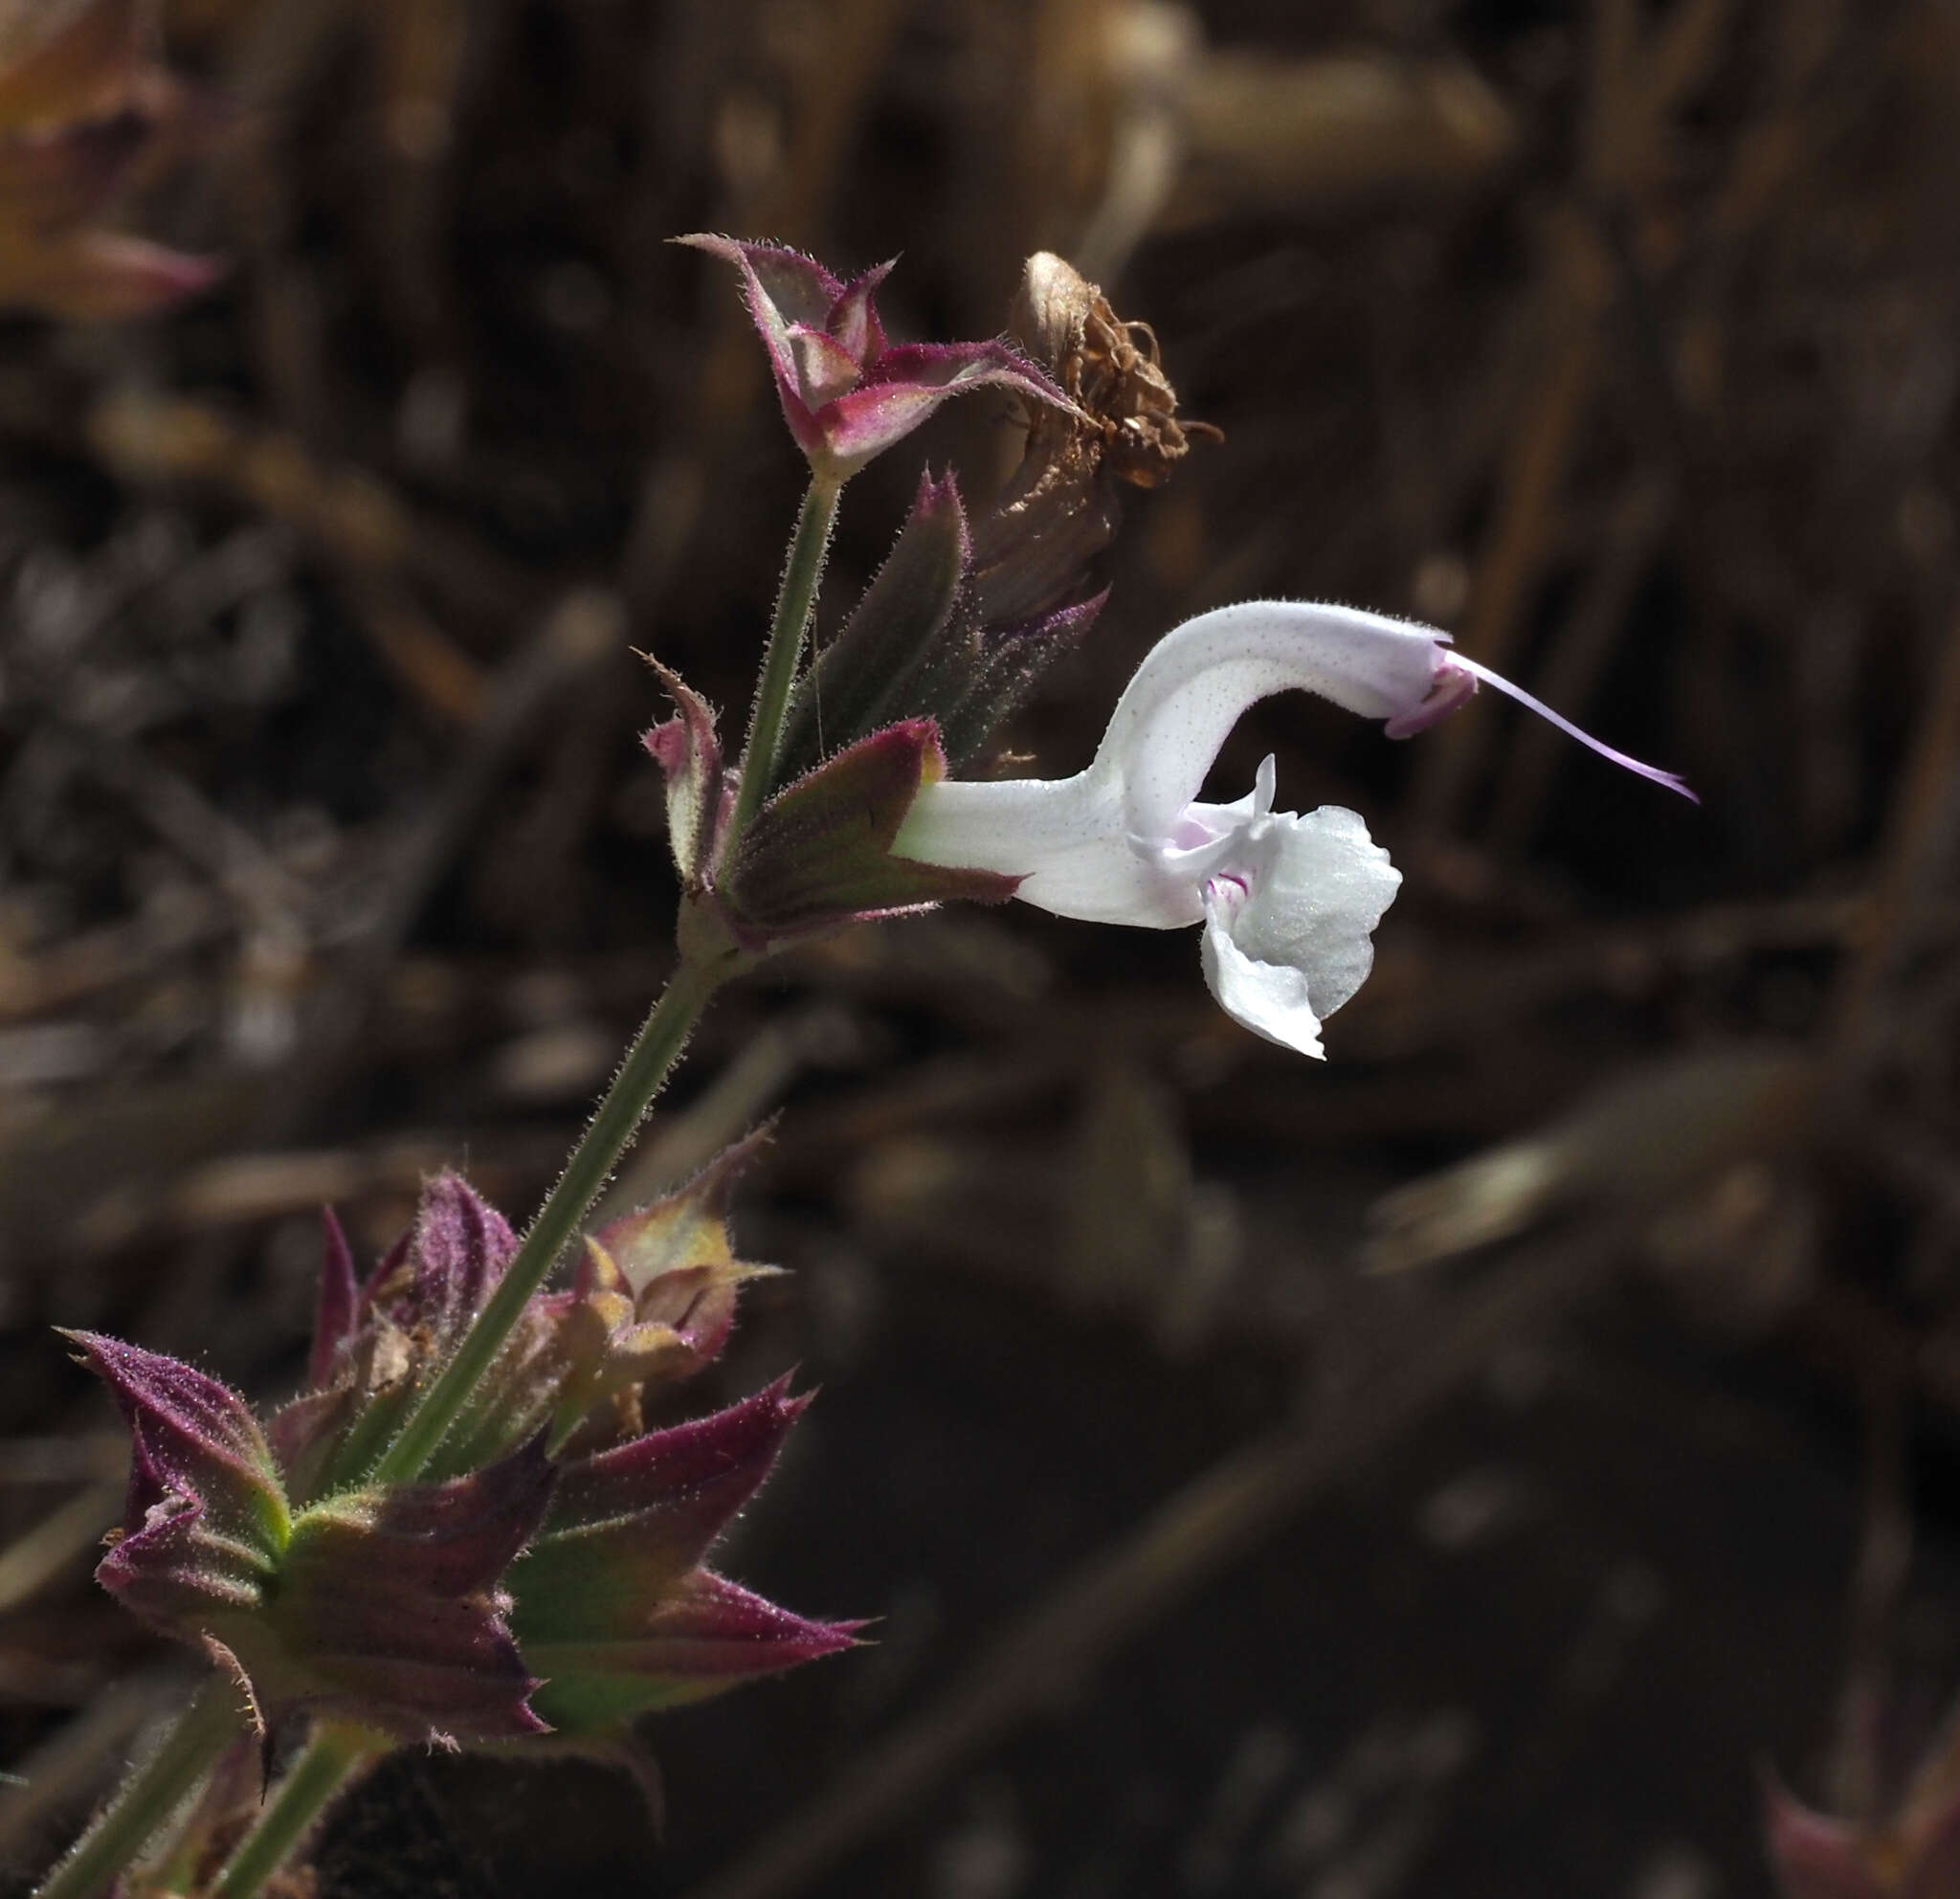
[0,1481,121,1616]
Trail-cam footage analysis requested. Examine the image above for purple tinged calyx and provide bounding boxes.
[675,234,1076,481]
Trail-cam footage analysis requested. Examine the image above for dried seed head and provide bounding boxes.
[1012,251,1217,490]
[973,252,1216,626]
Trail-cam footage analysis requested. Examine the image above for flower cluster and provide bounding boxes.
[75,1159,853,1751]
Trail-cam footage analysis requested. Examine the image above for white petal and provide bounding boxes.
[1093,602,1446,841]
[1230,805,1401,1019]
[896,608,1440,932]
[1200,905,1325,1058]
[894,774,1196,927]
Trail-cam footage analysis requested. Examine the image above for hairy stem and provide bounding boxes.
[34,1677,246,1899]
[210,1723,379,1899]
[368,475,833,1487]
[726,475,841,844]
[369,953,722,1485]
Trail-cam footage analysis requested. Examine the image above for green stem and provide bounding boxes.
[34,1677,246,1899]
[365,480,835,1486]
[209,1724,378,1899]
[726,475,841,844]
[369,954,722,1486]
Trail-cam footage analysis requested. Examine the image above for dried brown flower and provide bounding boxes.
[972,251,1217,625]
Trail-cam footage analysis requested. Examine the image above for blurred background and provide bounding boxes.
[2,0,1958,1893]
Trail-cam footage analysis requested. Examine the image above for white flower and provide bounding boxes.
[894,600,1691,1058]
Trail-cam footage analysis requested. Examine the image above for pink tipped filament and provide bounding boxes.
[1411,655,1699,804]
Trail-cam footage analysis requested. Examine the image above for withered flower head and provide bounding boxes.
[970,251,1219,628]
[1013,251,1215,489]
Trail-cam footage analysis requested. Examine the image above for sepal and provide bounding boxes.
[234,1438,556,1743]
[924,589,1105,772]
[642,660,730,891]
[278,1155,781,1491]
[509,1385,851,1733]
[276,1173,529,1489]
[517,1569,859,1731]
[76,1159,860,1754]
[68,1332,289,1634]
[720,720,1019,948]
[398,1170,520,1339]
[526,1378,809,1592]
[591,1126,773,1307]
[676,234,1072,482]
[777,471,969,782]
[309,1209,361,1389]
[536,1132,778,1444]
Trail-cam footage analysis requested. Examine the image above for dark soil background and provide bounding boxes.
[4,1,1960,1895]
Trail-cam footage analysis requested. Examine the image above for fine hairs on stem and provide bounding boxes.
[175,413,858,1899]
[33,1684,245,1899]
